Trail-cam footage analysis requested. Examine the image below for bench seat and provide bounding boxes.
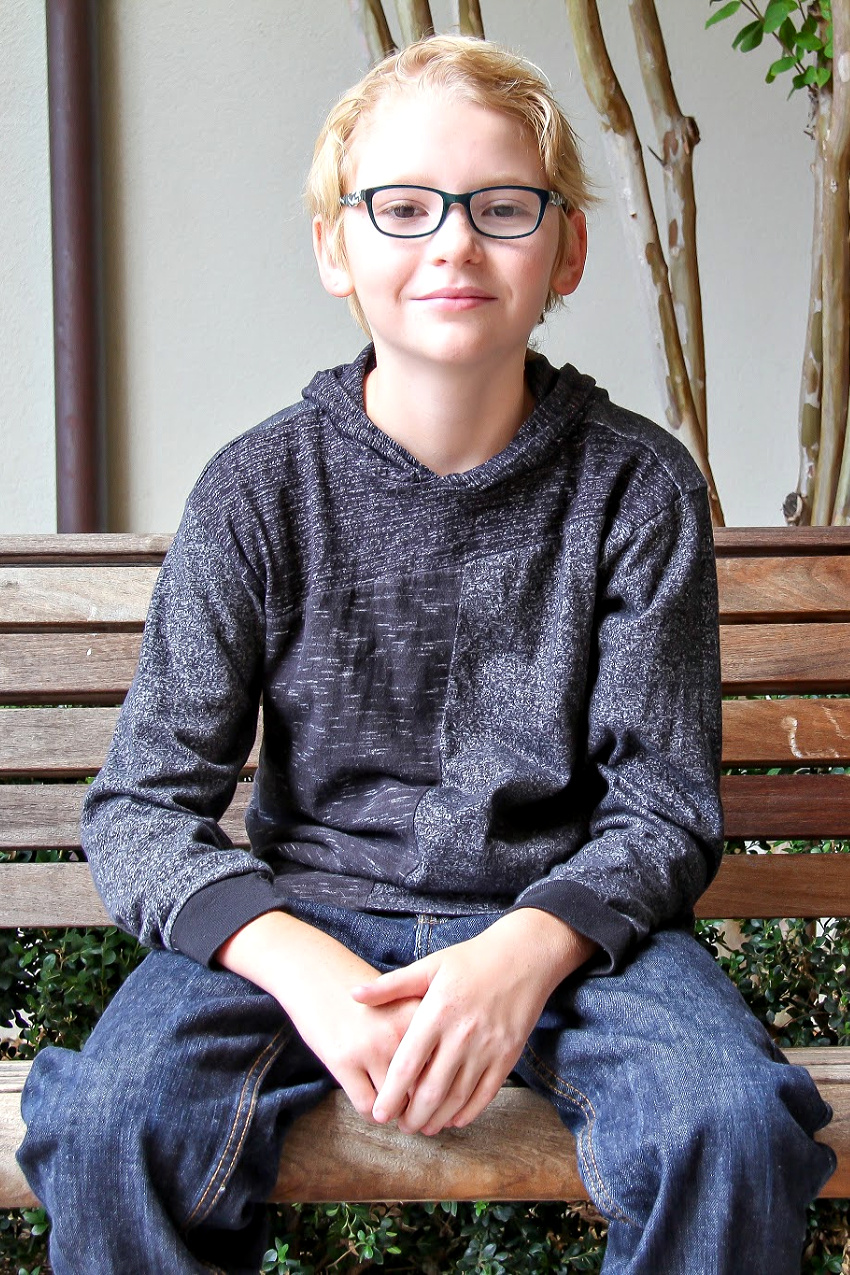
[0,528,848,1207]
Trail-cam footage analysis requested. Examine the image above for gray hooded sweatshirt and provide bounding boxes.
[81,345,723,972]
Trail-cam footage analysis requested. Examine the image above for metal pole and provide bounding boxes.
[47,0,106,532]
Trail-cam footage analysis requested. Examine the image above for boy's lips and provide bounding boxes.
[417,287,495,300]
[415,287,496,310]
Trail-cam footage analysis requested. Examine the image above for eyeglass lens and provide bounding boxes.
[369,187,545,238]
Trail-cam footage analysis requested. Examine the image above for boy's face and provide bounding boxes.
[313,87,586,375]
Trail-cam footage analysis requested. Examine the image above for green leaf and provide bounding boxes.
[706,0,742,28]
[802,65,819,85]
[733,19,765,51]
[763,0,796,33]
[795,31,824,52]
[766,54,797,82]
[779,16,800,52]
[778,16,797,50]
[815,65,832,87]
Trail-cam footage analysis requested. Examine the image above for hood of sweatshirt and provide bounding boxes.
[301,344,598,492]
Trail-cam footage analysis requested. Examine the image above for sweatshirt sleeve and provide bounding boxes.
[81,499,284,963]
[509,485,723,972]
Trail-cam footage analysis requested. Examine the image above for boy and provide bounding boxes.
[18,35,835,1274]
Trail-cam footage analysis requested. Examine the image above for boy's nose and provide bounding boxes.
[427,203,482,259]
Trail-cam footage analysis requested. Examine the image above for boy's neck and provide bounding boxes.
[363,349,536,476]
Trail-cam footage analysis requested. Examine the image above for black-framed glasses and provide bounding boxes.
[339,184,566,240]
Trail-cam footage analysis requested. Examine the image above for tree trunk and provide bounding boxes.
[628,0,706,443]
[828,27,850,522]
[789,93,829,526]
[564,0,724,524]
[812,15,850,522]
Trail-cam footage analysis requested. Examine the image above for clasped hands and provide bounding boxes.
[217,904,595,1139]
[339,909,594,1137]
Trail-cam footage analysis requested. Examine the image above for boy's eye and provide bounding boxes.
[372,192,434,225]
[384,201,427,220]
[486,202,523,219]
[475,194,537,222]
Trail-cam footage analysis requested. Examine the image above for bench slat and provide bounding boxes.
[4,698,849,777]
[717,556,850,622]
[4,778,847,858]
[0,535,170,565]
[721,774,850,838]
[0,854,845,929]
[695,852,850,918]
[720,623,850,692]
[0,709,261,778]
[0,864,110,926]
[0,785,252,851]
[714,527,850,555]
[0,633,143,703]
[722,698,850,766]
[0,567,157,629]
[4,698,850,776]
[0,708,121,776]
[2,699,848,779]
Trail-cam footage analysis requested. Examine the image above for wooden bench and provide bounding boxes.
[0,528,848,1207]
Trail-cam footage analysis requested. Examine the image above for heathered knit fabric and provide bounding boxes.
[81,345,723,971]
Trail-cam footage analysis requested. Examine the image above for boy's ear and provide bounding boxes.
[312,216,356,298]
[550,209,588,299]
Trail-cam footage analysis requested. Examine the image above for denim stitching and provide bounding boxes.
[415,913,435,959]
[523,1043,637,1227]
[183,1023,292,1229]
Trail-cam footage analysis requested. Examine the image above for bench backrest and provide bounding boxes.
[1,528,849,928]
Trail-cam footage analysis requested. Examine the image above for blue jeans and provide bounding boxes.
[17,902,836,1274]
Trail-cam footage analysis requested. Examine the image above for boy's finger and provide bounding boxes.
[403,1058,479,1136]
[350,963,430,1005]
[445,1068,505,1130]
[339,1069,380,1123]
[371,1018,440,1122]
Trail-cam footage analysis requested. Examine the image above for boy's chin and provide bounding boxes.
[373,326,533,371]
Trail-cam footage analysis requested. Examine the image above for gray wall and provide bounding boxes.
[2,0,55,531]
[1,1,814,531]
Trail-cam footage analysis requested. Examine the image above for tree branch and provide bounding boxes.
[789,89,828,525]
[628,0,706,443]
[348,0,397,63]
[454,0,485,38]
[564,0,724,524]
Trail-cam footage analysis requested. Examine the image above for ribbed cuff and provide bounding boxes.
[508,879,637,973]
[170,872,283,966]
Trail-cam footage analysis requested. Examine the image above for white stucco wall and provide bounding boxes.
[1,1,815,531]
[0,0,55,532]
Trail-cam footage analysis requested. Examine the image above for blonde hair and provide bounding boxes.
[306,35,593,333]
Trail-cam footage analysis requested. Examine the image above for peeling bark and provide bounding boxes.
[790,94,829,526]
[829,39,850,523]
[813,29,850,522]
[564,0,724,525]
[348,0,397,62]
[628,0,706,444]
[394,0,435,44]
[454,0,485,38]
